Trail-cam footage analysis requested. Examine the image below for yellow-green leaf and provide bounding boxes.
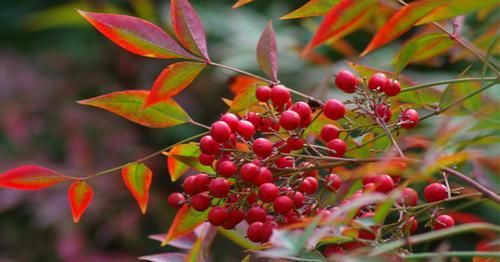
[122,163,152,214]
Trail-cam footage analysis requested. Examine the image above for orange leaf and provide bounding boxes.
[68,181,93,223]
[0,165,69,190]
[162,204,209,246]
[232,0,253,9]
[281,0,339,20]
[122,163,152,214]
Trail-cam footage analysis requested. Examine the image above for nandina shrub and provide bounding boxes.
[1,0,499,261]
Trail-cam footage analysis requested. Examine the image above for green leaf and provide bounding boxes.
[416,0,498,25]
[228,76,263,114]
[374,196,394,224]
[439,81,482,115]
[78,90,191,128]
[166,143,215,182]
[281,0,339,19]
[122,163,152,214]
[162,205,209,246]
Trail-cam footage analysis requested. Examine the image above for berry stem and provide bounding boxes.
[402,77,497,93]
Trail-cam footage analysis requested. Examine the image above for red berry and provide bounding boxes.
[199,135,219,155]
[273,196,294,214]
[208,207,230,226]
[401,109,419,129]
[198,153,215,166]
[320,124,339,142]
[279,110,301,130]
[424,183,448,202]
[325,173,342,191]
[255,167,273,186]
[270,85,291,107]
[247,207,267,224]
[290,191,304,207]
[305,177,319,194]
[335,70,358,93]
[216,160,236,177]
[260,117,280,132]
[290,101,312,127]
[237,120,256,140]
[399,188,418,206]
[258,183,279,202]
[182,176,197,195]
[276,156,294,169]
[167,192,185,209]
[373,174,394,193]
[404,216,418,234]
[256,85,272,102]
[220,113,239,132]
[324,99,345,120]
[383,79,401,96]
[246,112,262,129]
[261,221,278,242]
[210,121,232,143]
[222,208,245,229]
[368,73,388,91]
[253,138,274,158]
[433,215,455,230]
[327,138,347,157]
[286,136,304,150]
[209,178,230,198]
[240,163,259,182]
[193,173,211,192]
[247,222,264,242]
[324,245,344,256]
[375,104,392,123]
[191,193,211,211]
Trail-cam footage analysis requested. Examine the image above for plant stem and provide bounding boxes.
[403,251,500,259]
[441,166,500,203]
[402,77,497,92]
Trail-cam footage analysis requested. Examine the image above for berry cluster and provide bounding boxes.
[167,70,454,246]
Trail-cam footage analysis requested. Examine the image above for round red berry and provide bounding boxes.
[324,99,346,120]
[404,216,418,234]
[433,214,455,230]
[199,135,219,155]
[240,163,259,182]
[401,109,419,129]
[335,70,358,93]
[167,192,185,209]
[247,222,264,242]
[210,121,232,143]
[290,101,312,127]
[320,124,339,142]
[256,85,272,102]
[279,110,301,130]
[276,156,294,169]
[368,73,388,91]
[327,138,347,157]
[399,188,418,206]
[325,173,342,191]
[261,220,278,242]
[270,85,291,107]
[375,104,392,123]
[209,178,230,198]
[182,176,197,195]
[198,153,215,166]
[246,112,262,129]
[237,120,256,140]
[286,136,304,150]
[255,167,273,185]
[383,79,401,96]
[273,196,294,214]
[216,160,236,177]
[424,183,448,202]
[220,113,239,132]
[208,207,230,226]
[373,174,394,193]
[253,138,274,158]
[290,191,304,207]
[306,177,319,194]
[222,208,245,229]
[258,182,279,202]
[191,193,211,211]
[193,173,211,192]
[247,206,267,224]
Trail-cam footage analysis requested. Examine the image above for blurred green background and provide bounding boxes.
[0,0,498,261]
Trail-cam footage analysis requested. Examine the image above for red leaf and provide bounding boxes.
[171,0,210,61]
[122,163,152,214]
[68,181,93,223]
[305,0,377,53]
[144,62,206,108]
[361,0,446,56]
[0,165,69,190]
[78,10,195,59]
[256,21,279,82]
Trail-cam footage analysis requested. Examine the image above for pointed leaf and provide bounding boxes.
[394,33,454,77]
[171,0,210,60]
[122,163,152,214]
[228,76,264,114]
[232,0,253,9]
[305,0,377,52]
[162,204,209,246]
[361,0,446,56]
[139,253,186,262]
[144,62,206,108]
[256,21,279,82]
[0,165,69,190]
[439,80,482,116]
[78,10,195,59]
[281,0,339,19]
[68,181,93,223]
[78,90,191,128]
[417,0,498,25]
[167,143,215,182]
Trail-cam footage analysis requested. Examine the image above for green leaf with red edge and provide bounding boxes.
[281,0,339,19]
[78,90,191,128]
[361,0,447,56]
[122,163,152,214]
[394,33,454,77]
[68,181,93,223]
[166,143,215,182]
[304,0,377,52]
[228,76,264,114]
[162,204,209,246]
[257,21,279,82]
[144,62,206,108]
[0,165,70,190]
[171,0,210,61]
[416,0,498,25]
[78,10,195,59]
[232,0,253,9]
